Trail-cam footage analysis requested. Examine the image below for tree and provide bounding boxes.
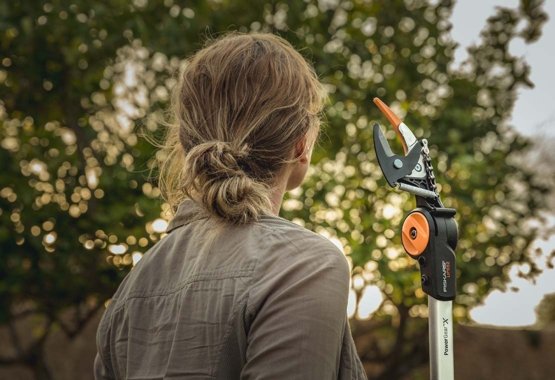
[281,0,549,377]
[536,292,555,328]
[0,0,550,379]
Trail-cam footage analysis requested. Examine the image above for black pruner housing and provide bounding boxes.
[406,208,458,301]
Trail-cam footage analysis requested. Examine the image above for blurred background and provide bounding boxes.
[1,0,554,379]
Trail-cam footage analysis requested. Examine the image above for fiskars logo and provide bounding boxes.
[441,260,451,293]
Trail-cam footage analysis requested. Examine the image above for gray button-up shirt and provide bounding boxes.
[94,199,368,379]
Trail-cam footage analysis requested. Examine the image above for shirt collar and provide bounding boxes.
[166,198,208,233]
[166,198,288,233]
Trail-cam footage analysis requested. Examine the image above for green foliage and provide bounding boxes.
[535,292,555,327]
[0,0,549,379]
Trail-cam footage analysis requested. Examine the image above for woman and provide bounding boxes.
[94,31,368,380]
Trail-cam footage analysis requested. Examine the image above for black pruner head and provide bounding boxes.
[373,123,422,187]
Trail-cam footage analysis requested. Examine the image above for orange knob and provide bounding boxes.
[402,212,430,256]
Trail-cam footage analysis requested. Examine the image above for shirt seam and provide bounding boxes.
[112,267,255,314]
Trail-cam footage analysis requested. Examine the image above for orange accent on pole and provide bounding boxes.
[373,97,408,154]
[402,212,430,257]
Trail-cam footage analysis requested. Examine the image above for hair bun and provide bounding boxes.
[203,140,249,157]
[189,141,249,175]
[181,141,272,223]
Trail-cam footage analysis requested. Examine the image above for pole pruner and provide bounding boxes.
[372,98,458,380]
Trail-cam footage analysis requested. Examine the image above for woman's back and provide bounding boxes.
[94,199,367,379]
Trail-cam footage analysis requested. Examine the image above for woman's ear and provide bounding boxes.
[294,135,309,164]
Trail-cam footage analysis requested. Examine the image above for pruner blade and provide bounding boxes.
[372,97,421,187]
[373,97,418,154]
[372,97,440,202]
[373,123,421,187]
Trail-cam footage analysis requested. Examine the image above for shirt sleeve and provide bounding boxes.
[94,271,134,380]
[241,239,351,380]
[94,351,116,380]
[94,302,117,380]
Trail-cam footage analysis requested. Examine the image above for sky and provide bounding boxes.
[450,0,555,327]
[452,0,555,138]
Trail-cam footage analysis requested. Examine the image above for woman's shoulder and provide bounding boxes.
[255,214,343,255]
[251,214,348,277]
[245,214,351,322]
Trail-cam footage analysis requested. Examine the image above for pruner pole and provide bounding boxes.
[373,98,458,380]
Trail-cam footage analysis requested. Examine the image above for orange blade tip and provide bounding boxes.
[373,97,402,128]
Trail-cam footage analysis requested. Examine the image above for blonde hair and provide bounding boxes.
[155,32,326,224]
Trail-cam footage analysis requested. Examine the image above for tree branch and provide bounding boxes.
[56,301,104,339]
[7,320,24,357]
